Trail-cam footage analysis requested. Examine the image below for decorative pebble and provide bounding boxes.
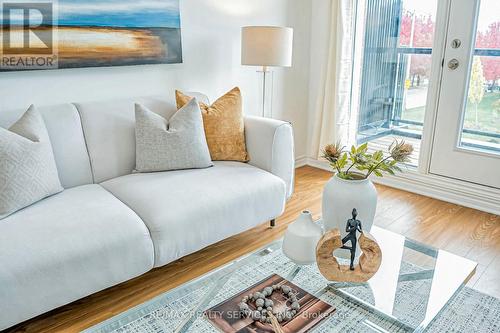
[239,284,301,323]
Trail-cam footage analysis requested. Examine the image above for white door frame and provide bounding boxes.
[429,0,500,188]
[400,0,500,211]
[417,0,451,175]
[303,0,500,214]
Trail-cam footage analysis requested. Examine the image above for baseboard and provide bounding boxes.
[304,157,330,171]
[300,158,500,216]
[295,155,308,168]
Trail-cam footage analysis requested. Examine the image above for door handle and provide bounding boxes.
[448,59,459,70]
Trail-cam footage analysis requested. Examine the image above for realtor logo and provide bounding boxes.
[1,0,58,70]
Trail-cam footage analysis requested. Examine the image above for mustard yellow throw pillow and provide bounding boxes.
[175,87,249,162]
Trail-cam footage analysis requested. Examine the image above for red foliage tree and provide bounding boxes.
[399,11,434,48]
[399,11,435,85]
[400,12,499,87]
[476,22,500,84]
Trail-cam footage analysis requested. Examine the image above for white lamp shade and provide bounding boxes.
[241,26,293,67]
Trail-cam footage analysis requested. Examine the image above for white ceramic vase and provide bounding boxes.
[322,174,377,259]
[282,210,323,265]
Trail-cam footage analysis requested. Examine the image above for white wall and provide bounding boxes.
[0,0,312,158]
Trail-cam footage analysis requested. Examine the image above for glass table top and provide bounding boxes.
[84,224,477,333]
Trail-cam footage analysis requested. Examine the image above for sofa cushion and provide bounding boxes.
[176,87,249,162]
[0,185,154,330]
[101,162,286,267]
[0,106,63,219]
[74,96,177,183]
[135,99,212,172]
[0,103,93,188]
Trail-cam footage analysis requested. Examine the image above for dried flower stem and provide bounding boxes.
[366,156,391,178]
[322,140,413,180]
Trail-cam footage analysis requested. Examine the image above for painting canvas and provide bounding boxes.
[0,0,182,70]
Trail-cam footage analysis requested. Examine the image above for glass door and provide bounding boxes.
[430,0,500,188]
[354,0,439,167]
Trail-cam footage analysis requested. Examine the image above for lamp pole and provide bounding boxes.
[258,66,274,118]
[261,66,267,117]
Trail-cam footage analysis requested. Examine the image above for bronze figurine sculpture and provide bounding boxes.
[316,208,382,283]
[341,208,363,270]
[316,209,382,283]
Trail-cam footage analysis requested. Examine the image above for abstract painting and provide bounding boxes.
[0,0,182,70]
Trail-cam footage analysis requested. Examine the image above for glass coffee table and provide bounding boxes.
[85,224,477,333]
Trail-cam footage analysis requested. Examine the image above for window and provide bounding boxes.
[354,0,438,166]
[460,0,500,153]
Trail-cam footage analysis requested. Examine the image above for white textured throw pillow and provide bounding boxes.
[0,105,63,219]
[135,98,213,172]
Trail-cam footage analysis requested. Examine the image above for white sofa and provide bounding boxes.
[0,95,295,330]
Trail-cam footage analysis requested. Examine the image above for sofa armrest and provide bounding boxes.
[244,116,295,199]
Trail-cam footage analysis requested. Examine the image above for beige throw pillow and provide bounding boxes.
[176,87,249,162]
[0,105,63,219]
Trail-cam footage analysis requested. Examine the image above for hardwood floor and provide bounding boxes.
[7,166,500,332]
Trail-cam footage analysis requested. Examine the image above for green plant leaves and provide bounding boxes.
[358,142,368,153]
[323,141,413,179]
[373,150,384,161]
[337,153,347,169]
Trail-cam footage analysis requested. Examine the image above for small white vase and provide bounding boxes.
[282,210,323,265]
[322,173,377,259]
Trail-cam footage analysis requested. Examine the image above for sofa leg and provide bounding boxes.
[270,219,276,227]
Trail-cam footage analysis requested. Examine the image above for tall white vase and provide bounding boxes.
[322,174,377,259]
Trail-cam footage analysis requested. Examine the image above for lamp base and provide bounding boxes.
[257,65,271,73]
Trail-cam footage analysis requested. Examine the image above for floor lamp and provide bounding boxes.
[241,26,293,118]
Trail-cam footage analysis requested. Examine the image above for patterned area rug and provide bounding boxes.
[85,249,500,333]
